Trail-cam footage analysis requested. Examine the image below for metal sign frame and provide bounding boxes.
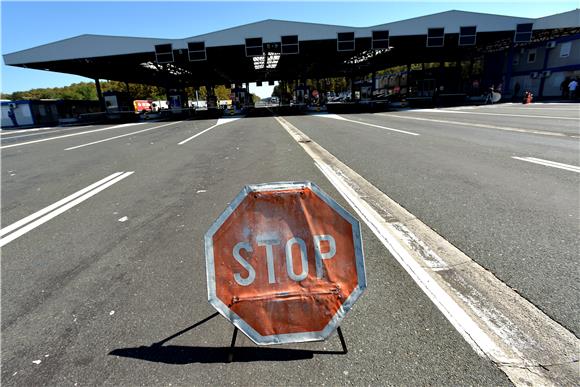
[204,181,366,345]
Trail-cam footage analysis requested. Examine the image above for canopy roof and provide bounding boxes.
[4,9,579,87]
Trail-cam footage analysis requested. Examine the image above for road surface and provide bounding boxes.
[1,103,578,385]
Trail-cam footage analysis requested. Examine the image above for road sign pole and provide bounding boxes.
[337,327,348,354]
[226,325,348,362]
[227,327,239,363]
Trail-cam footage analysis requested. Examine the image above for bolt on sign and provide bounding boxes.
[205,182,366,345]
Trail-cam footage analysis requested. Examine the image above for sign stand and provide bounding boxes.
[227,326,348,362]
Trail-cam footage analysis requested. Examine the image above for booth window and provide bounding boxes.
[459,26,477,46]
[514,23,533,43]
[188,42,206,61]
[245,38,263,57]
[281,35,299,54]
[527,49,537,63]
[337,32,355,51]
[372,30,390,49]
[427,28,445,47]
[155,44,174,64]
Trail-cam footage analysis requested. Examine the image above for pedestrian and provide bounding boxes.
[7,106,18,127]
[568,78,578,100]
[432,86,440,107]
[560,77,570,99]
[485,85,494,104]
[513,82,521,102]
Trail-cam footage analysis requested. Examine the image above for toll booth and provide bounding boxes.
[232,86,252,113]
[1,100,59,128]
[103,91,133,113]
[359,81,373,103]
[294,84,310,106]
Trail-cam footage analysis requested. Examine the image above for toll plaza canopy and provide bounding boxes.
[3,9,580,88]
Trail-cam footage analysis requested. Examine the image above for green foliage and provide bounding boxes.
[251,94,261,104]
[2,81,168,101]
[3,82,270,103]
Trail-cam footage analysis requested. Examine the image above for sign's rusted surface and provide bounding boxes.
[205,182,366,345]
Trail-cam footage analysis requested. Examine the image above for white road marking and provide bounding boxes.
[381,113,578,138]
[414,109,579,120]
[486,107,579,111]
[314,113,420,136]
[0,172,124,238]
[512,156,580,173]
[178,117,240,145]
[0,123,144,149]
[1,127,55,135]
[275,115,578,386]
[457,103,579,111]
[65,121,181,150]
[0,126,98,141]
[0,172,134,247]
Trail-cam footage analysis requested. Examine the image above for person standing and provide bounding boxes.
[7,106,18,127]
[513,82,521,102]
[568,78,578,100]
[560,77,570,99]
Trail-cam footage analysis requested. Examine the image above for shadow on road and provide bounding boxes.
[109,312,346,364]
[109,344,346,364]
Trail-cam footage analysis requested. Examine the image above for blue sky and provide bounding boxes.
[1,1,577,93]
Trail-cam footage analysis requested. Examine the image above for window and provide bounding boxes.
[245,37,263,57]
[372,30,389,49]
[527,49,536,63]
[514,23,533,43]
[560,42,571,58]
[459,26,476,46]
[281,35,299,54]
[187,41,206,61]
[155,44,174,64]
[427,28,445,47]
[337,32,355,51]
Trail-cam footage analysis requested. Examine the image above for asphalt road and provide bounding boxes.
[1,103,578,385]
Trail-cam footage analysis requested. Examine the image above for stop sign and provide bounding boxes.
[205,182,366,345]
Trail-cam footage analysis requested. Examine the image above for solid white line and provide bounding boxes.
[178,117,240,145]
[487,107,579,111]
[65,121,180,150]
[0,126,99,141]
[0,123,144,149]
[381,113,577,138]
[414,109,579,120]
[274,116,578,385]
[178,124,219,145]
[512,156,580,173]
[276,116,492,355]
[315,161,496,355]
[1,127,65,135]
[314,114,420,136]
[0,172,134,247]
[0,172,124,238]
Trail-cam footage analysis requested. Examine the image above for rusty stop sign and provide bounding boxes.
[205,182,366,345]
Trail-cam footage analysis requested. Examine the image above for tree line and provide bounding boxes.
[0,81,236,102]
[1,77,352,103]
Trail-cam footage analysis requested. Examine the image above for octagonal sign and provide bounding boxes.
[205,181,366,345]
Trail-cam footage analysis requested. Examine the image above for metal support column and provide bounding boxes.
[95,78,106,112]
[538,45,553,99]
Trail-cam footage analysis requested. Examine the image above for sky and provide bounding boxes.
[1,1,577,97]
